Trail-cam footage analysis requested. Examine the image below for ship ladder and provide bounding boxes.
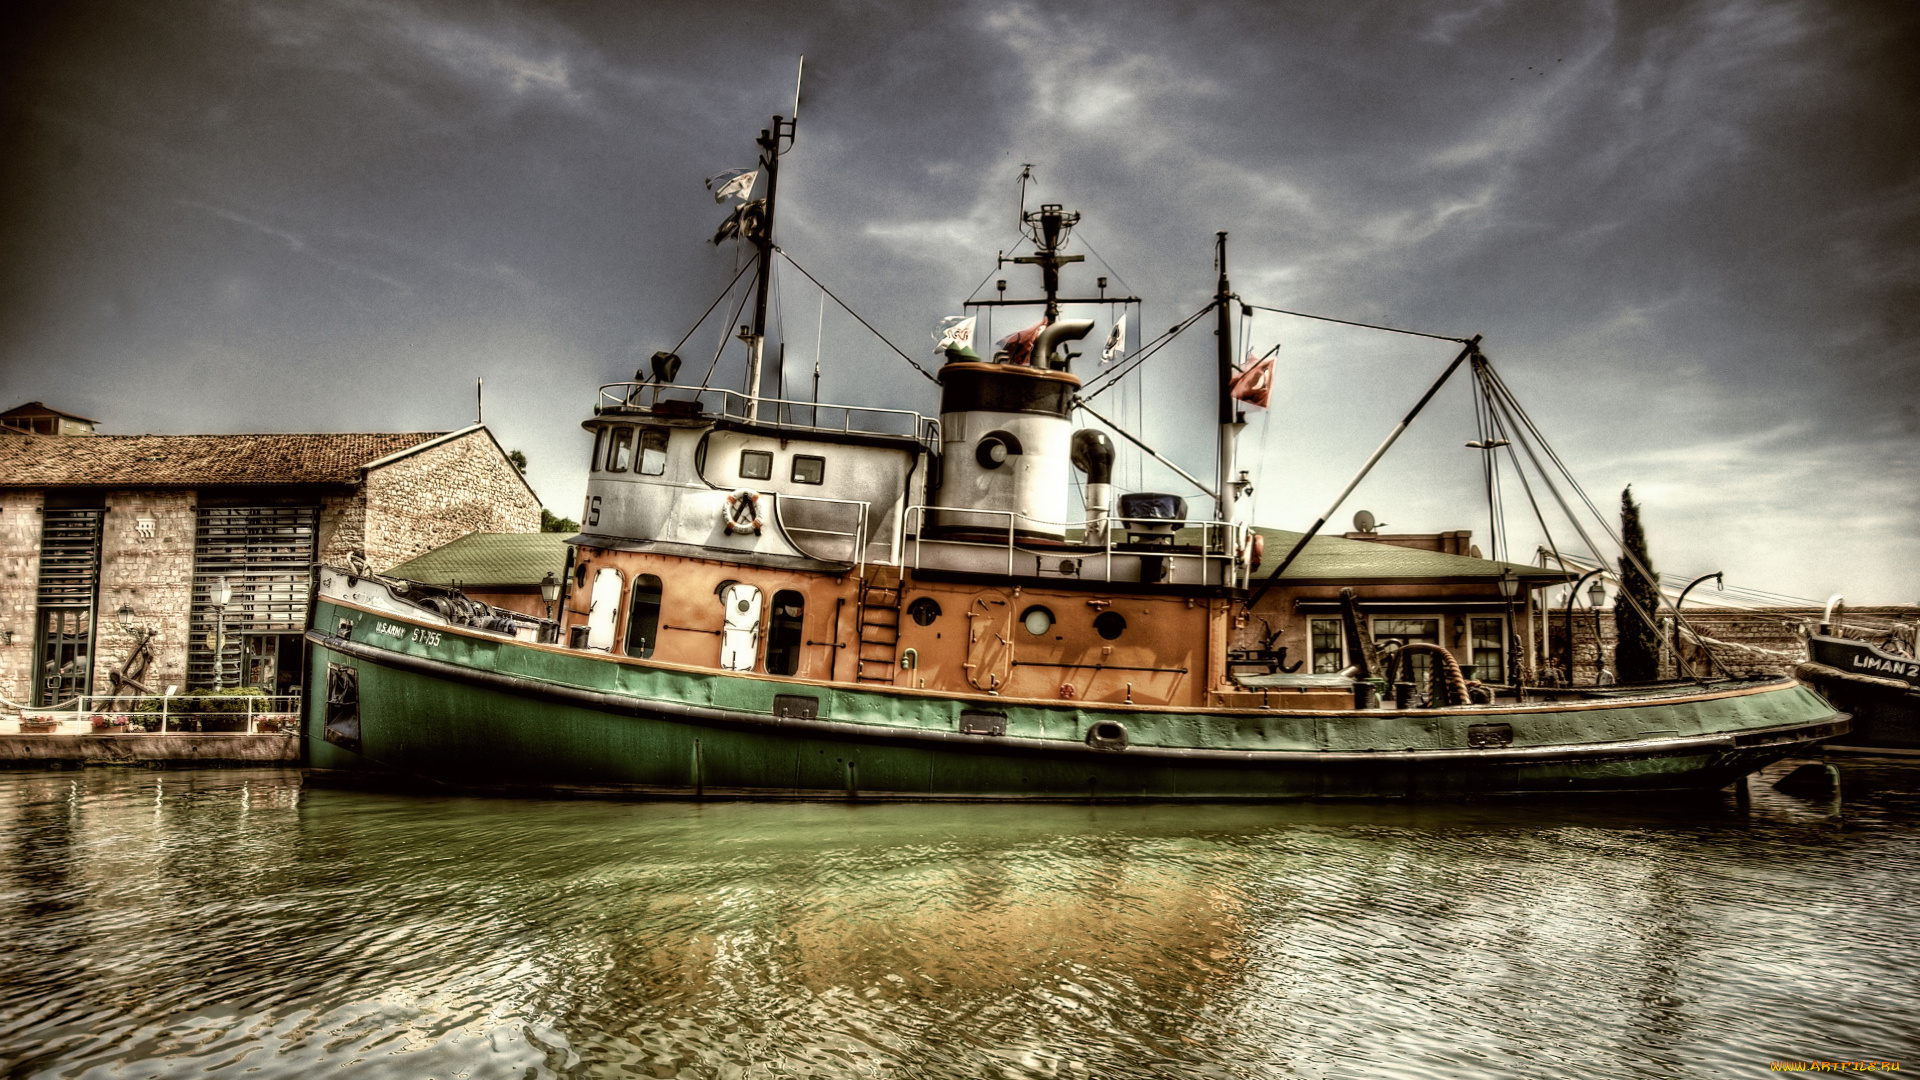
[855,568,905,684]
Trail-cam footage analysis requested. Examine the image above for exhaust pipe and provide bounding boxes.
[1070,429,1115,539]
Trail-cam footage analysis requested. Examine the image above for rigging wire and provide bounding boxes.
[698,279,757,392]
[1477,363,1714,677]
[1073,231,1138,301]
[1238,302,1472,344]
[774,247,941,385]
[1080,301,1217,402]
[666,258,759,360]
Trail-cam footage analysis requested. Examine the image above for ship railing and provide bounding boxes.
[901,506,1252,587]
[11,692,303,735]
[771,492,872,575]
[596,383,940,449]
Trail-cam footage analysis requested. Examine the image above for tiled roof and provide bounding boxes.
[384,531,570,586]
[0,432,447,487]
[1252,527,1573,583]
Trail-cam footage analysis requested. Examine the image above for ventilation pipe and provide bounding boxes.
[1070,429,1115,539]
[1034,319,1095,370]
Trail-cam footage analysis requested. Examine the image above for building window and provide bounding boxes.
[739,449,773,481]
[1310,618,1345,674]
[625,574,663,659]
[1470,616,1506,684]
[766,590,804,675]
[607,427,634,472]
[791,455,825,484]
[1374,617,1441,693]
[638,428,669,476]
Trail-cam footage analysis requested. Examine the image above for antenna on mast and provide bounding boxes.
[1017,164,1034,222]
[792,56,804,123]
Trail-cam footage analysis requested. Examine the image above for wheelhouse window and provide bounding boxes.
[791,455,825,485]
[1310,618,1345,673]
[766,590,804,675]
[591,427,608,472]
[739,449,773,481]
[625,574,663,659]
[1470,616,1506,684]
[607,427,634,472]
[638,428,669,476]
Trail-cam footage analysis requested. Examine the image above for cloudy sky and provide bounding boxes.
[2,0,1915,601]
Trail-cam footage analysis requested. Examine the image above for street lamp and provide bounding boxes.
[1497,568,1521,693]
[1674,571,1723,677]
[540,571,561,629]
[1564,568,1606,685]
[1588,577,1609,684]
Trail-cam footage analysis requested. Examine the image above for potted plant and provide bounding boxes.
[19,716,60,734]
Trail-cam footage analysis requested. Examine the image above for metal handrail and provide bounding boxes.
[903,505,1251,587]
[596,384,939,446]
[15,692,302,734]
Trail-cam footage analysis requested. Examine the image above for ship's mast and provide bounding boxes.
[1214,231,1237,523]
[1012,204,1084,321]
[745,114,795,421]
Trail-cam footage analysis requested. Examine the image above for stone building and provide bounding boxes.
[0,422,540,706]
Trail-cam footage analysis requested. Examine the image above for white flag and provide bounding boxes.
[934,315,979,358]
[1101,314,1127,364]
[706,169,758,203]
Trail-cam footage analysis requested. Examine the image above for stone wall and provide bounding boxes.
[1538,605,1919,684]
[317,492,366,566]
[0,492,43,704]
[89,491,197,700]
[362,429,541,570]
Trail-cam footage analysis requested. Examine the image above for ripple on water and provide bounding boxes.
[1,761,1917,1078]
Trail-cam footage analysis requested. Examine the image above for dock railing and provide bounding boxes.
[11,692,302,736]
[596,383,940,449]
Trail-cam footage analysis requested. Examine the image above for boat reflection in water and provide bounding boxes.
[2,767,1915,1077]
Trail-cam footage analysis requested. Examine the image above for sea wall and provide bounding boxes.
[0,733,299,767]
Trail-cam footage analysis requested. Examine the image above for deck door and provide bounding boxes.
[720,583,763,672]
[585,567,623,651]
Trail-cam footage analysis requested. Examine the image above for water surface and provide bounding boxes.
[1,760,1915,1078]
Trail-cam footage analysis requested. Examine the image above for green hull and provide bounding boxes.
[304,597,1845,800]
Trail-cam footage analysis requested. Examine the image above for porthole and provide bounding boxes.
[908,597,942,626]
[1021,605,1054,636]
[1094,611,1126,640]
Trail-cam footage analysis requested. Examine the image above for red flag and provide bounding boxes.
[996,319,1047,366]
[1229,349,1276,409]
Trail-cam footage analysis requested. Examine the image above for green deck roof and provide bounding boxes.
[385,532,569,587]
[1251,527,1571,583]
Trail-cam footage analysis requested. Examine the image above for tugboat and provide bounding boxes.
[302,112,1844,799]
[1797,597,1918,752]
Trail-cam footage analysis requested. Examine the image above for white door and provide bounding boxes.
[586,567,623,651]
[719,583,763,671]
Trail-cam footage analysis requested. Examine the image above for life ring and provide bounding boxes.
[723,489,764,536]
[1240,532,1265,571]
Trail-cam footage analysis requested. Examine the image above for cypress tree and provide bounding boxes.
[1614,486,1662,682]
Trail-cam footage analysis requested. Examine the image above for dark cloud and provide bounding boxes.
[1,0,1914,599]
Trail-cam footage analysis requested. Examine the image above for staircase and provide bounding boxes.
[855,568,904,684]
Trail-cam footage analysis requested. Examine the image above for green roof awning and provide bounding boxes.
[384,532,570,587]
[1249,528,1573,584]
